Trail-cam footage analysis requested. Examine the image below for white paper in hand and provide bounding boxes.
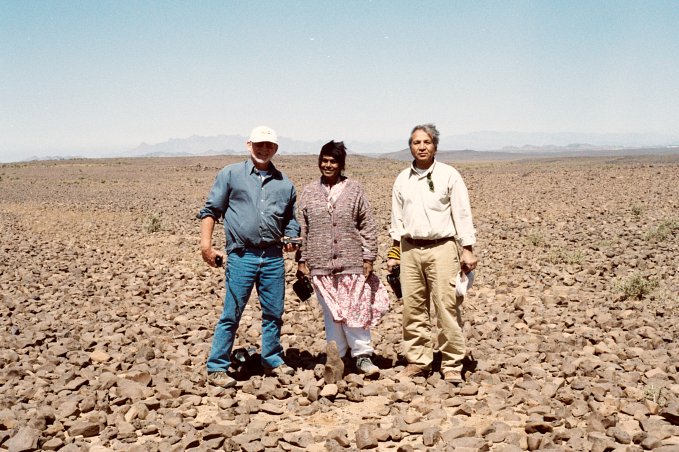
[455,271,475,297]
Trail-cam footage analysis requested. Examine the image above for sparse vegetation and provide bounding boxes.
[592,240,612,251]
[631,204,643,216]
[526,230,545,247]
[616,273,659,300]
[647,287,679,316]
[144,213,163,233]
[644,219,678,242]
[644,384,669,407]
[548,248,585,265]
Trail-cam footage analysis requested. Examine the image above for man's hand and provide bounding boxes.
[387,258,400,272]
[363,261,373,278]
[281,236,302,253]
[201,247,225,268]
[386,241,401,272]
[460,247,478,273]
[200,217,223,268]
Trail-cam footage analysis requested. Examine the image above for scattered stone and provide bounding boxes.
[660,402,679,426]
[441,426,476,442]
[606,426,632,444]
[327,428,350,447]
[320,384,339,398]
[68,419,102,437]
[355,423,379,449]
[5,427,40,452]
[282,431,314,448]
[525,421,554,434]
[324,341,344,384]
[89,350,111,363]
[3,156,678,451]
[422,425,441,446]
[41,437,65,451]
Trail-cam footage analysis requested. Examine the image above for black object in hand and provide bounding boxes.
[232,346,257,364]
[293,276,314,301]
[386,265,402,299]
[215,255,223,267]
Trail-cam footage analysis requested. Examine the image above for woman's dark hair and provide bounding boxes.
[318,140,347,171]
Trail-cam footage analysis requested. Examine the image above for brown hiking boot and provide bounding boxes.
[443,370,464,385]
[397,364,427,379]
[263,363,295,377]
[207,371,236,388]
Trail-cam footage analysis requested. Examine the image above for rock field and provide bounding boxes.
[1,153,678,451]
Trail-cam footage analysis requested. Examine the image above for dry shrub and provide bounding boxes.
[616,273,659,300]
[644,219,678,242]
[144,213,163,233]
[526,229,545,247]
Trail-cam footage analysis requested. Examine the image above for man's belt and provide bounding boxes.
[404,236,452,247]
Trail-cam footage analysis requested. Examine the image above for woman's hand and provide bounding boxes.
[363,260,373,278]
[296,262,310,279]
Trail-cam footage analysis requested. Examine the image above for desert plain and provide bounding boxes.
[1,153,678,451]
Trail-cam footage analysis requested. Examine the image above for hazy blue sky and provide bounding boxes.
[2,0,678,161]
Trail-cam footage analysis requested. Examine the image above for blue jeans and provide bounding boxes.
[207,247,286,373]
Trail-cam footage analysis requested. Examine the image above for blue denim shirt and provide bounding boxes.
[197,159,301,254]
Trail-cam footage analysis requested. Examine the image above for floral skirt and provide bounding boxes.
[311,273,391,329]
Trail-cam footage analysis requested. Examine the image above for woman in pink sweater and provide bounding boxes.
[296,141,390,376]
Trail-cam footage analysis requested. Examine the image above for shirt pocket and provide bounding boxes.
[265,186,292,219]
[424,189,450,212]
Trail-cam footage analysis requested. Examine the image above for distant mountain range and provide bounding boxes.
[383,146,679,162]
[439,131,679,151]
[130,131,679,157]
[132,134,329,156]
[11,131,679,163]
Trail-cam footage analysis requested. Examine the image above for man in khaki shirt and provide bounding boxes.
[387,123,478,384]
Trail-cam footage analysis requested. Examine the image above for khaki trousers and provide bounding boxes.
[401,238,465,373]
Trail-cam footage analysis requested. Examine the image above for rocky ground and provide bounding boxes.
[1,153,678,451]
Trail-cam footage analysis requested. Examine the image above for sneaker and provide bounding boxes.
[397,364,427,379]
[207,371,236,388]
[443,370,463,385]
[264,363,295,377]
[356,355,380,377]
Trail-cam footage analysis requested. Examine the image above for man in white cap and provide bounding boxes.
[198,126,301,388]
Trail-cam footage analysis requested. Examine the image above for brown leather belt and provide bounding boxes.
[404,236,452,247]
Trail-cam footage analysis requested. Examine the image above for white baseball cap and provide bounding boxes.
[248,126,278,144]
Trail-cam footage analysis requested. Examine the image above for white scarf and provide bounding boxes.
[322,178,346,214]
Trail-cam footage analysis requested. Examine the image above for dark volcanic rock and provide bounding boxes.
[2,155,678,450]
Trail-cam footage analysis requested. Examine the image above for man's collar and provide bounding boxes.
[246,158,280,177]
[410,159,436,176]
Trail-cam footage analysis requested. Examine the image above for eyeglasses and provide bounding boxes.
[427,172,434,192]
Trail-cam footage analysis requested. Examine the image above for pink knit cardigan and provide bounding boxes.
[296,178,378,276]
